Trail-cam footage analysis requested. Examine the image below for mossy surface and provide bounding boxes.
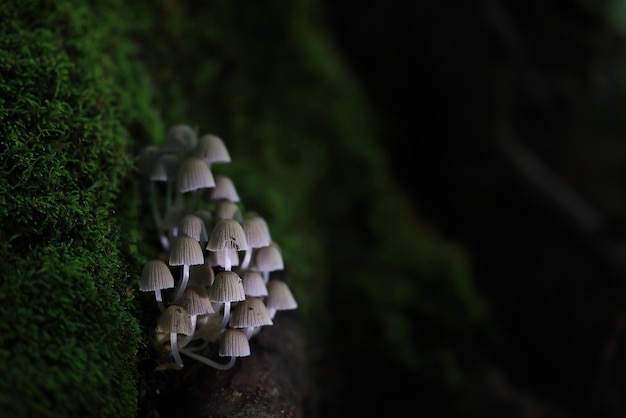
[0,1,160,416]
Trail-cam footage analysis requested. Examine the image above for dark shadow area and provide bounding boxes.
[319,0,626,417]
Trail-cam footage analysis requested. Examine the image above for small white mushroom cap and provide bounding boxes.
[219,328,250,357]
[265,280,298,311]
[179,286,215,315]
[241,215,271,248]
[253,242,284,272]
[229,297,273,328]
[194,134,231,165]
[208,271,246,303]
[140,259,175,291]
[240,270,268,297]
[179,215,204,242]
[206,218,248,251]
[177,157,215,193]
[214,200,243,222]
[209,175,240,202]
[156,305,194,335]
[169,235,205,266]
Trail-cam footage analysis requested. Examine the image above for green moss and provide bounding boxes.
[0,1,160,416]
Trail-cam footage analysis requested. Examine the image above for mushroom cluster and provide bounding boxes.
[137,124,297,370]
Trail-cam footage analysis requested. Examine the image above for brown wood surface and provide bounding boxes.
[148,313,305,418]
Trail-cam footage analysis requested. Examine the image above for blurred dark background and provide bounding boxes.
[318,0,626,417]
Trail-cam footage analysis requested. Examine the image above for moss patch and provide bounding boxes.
[0,1,160,416]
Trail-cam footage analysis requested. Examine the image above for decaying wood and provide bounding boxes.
[149,313,304,418]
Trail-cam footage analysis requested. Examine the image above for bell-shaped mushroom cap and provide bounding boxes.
[177,157,215,193]
[189,261,215,287]
[179,286,215,315]
[241,215,271,248]
[162,124,198,153]
[229,297,273,328]
[208,248,239,268]
[194,134,231,165]
[208,271,245,302]
[219,328,250,357]
[179,214,204,242]
[140,259,175,291]
[206,219,248,251]
[214,200,243,222]
[156,305,194,335]
[169,235,205,266]
[151,153,181,182]
[265,280,298,311]
[240,270,268,297]
[253,242,284,272]
[136,145,160,177]
[209,175,240,202]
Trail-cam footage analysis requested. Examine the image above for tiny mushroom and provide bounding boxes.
[253,241,284,283]
[169,235,205,302]
[194,134,231,167]
[240,269,268,297]
[179,214,204,242]
[265,279,298,319]
[219,328,251,357]
[206,218,248,271]
[214,200,243,222]
[209,270,246,329]
[240,214,272,269]
[229,297,273,339]
[139,259,175,312]
[157,305,194,368]
[176,157,215,210]
[208,175,240,202]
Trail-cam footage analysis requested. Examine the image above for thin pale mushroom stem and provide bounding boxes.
[244,326,256,340]
[160,234,170,252]
[179,348,236,370]
[262,271,270,284]
[219,301,232,329]
[189,314,198,334]
[154,289,166,312]
[222,251,233,271]
[266,307,277,320]
[173,264,190,302]
[240,249,252,270]
[170,332,184,368]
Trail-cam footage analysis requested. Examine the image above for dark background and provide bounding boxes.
[320,1,626,417]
